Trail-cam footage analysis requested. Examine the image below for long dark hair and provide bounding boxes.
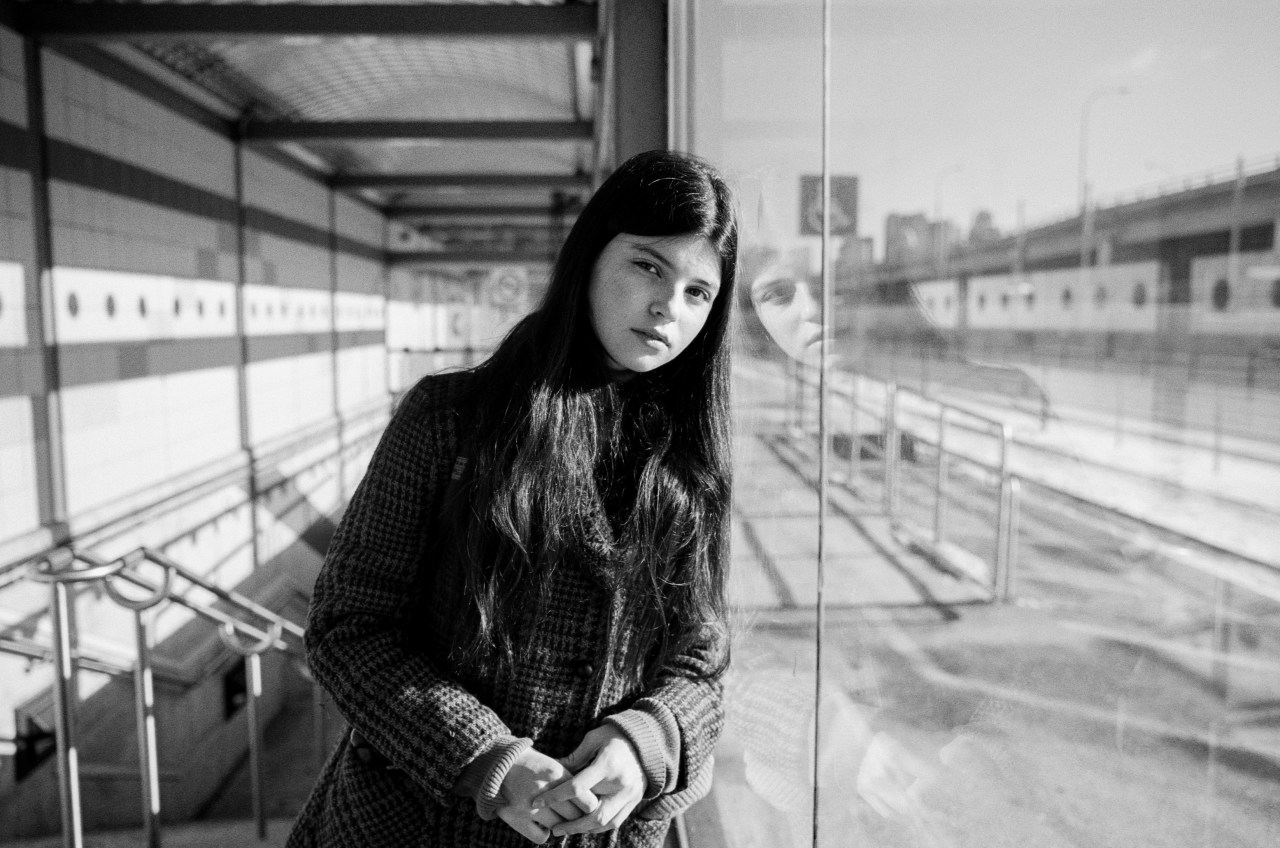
[448,150,737,690]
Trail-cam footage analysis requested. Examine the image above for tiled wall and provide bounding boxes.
[0,29,42,558]
[0,34,401,838]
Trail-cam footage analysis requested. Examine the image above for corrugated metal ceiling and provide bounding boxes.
[9,0,604,255]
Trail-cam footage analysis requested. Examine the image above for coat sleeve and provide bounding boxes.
[304,374,517,806]
[609,630,727,819]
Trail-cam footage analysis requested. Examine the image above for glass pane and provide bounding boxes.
[689,0,1280,845]
[682,1,828,844]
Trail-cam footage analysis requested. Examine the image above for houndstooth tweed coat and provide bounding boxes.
[287,370,725,848]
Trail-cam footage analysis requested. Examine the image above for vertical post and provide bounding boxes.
[883,384,899,518]
[847,374,860,485]
[328,191,346,500]
[1000,478,1021,600]
[1227,157,1244,297]
[932,407,949,545]
[232,136,261,570]
[993,423,1013,599]
[24,35,70,543]
[1211,579,1232,701]
[49,580,84,848]
[610,0,668,164]
[245,652,267,840]
[133,609,162,848]
[218,621,281,841]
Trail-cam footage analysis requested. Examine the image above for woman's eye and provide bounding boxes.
[634,260,660,275]
[754,283,795,306]
[687,287,712,303]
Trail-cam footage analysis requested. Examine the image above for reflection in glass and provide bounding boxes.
[688,0,1280,845]
[748,260,823,364]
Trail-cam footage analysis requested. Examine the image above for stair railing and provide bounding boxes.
[17,543,312,848]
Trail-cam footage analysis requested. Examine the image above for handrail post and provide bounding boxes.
[28,549,126,848]
[993,424,1012,599]
[998,477,1021,601]
[50,580,83,848]
[883,383,899,518]
[933,406,949,546]
[103,554,174,848]
[247,651,266,840]
[220,621,284,841]
[1212,578,1233,700]
[134,609,163,848]
[847,373,861,485]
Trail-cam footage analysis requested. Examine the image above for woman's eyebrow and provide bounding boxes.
[635,244,721,291]
[634,244,674,270]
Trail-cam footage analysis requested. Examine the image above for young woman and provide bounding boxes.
[287,150,738,848]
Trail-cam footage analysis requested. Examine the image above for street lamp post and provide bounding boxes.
[1078,86,1129,211]
[1078,86,1128,282]
[933,163,963,274]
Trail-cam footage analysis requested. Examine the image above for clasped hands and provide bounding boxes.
[495,725,646,844]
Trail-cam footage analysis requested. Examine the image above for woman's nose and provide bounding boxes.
[649,287,677,319]
[795,285,820,319]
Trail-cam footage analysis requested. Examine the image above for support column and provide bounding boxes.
[328,190,345,499]
[24,36,69,542]
[232,134,262,568]
[609,0,667,163]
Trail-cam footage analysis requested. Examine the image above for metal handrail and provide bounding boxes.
[125,547,307,643]
[788,359,1278,606]
[84,548,300,658]
[18,544,314,848]
[0,636,134,679]
[792,363,1018,597]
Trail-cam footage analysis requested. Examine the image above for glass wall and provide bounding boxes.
[683,1,1280,845]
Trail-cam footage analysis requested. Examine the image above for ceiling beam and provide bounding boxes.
[386,204,579,219]
[8,3,597,42]
[331,173,593,190]
[389,250,556,266]
[242,120,592,143]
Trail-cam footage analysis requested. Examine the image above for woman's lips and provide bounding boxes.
[632,328,669,348]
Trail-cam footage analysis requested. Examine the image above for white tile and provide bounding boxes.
[0,260,28,347]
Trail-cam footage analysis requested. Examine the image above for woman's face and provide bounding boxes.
[750,265,823,361]
[588,232,722,378]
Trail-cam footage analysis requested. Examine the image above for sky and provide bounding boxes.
[692,0,1280,261]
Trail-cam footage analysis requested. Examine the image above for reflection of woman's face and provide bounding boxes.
[750,266,822,361]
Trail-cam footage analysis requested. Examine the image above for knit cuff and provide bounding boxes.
[451,736,533,820]
[605,705,679,800]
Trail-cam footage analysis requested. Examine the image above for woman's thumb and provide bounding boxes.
[559,737,597,772]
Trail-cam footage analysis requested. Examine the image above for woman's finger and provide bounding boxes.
[551,795,628,837]
[497,807,551,844]
[557,736,598,772]
[547,795,594,822]
[533,763,606,810]
[530,807,567,830]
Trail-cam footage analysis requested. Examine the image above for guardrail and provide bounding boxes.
[786,360,1021,600]
[880,381,1020,599]
[787,359,1279,613]
[7,544,315,848]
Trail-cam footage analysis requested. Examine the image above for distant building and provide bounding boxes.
[885,213,932,264]
[886,213,960,265]
[969,209,1001,244]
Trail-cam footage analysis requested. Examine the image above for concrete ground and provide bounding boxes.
[710,358,1280,847]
